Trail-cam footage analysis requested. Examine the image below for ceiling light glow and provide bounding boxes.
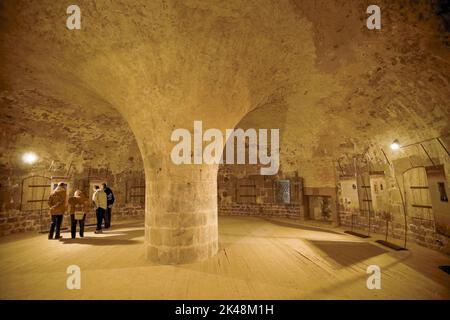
[390,139,400,151]
[22,152,38,164]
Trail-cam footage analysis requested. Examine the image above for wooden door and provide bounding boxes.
[403,167,434,225]
[236,178,256,204]
[21,176,51,211]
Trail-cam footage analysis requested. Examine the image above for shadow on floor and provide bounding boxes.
[308,240,388,266]
[59,228,144,246]
[264,219,343,235]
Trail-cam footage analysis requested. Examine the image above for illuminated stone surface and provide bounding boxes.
[0,1,449,264]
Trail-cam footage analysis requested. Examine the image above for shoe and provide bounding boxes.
[55,236,63,240]
[94,230,103,234]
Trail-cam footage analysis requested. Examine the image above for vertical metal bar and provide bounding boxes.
[353,156,358,232]
[380,148,391,166]
[236,179,239,204]
[382,148,408,249]
[66,160,73,178]
[420,143,435,166]
[125,180,128,204]
[364,154,372,237]
[394,172,408,249]
[436,137,450,157]
[385,217,389,242]
[20,177,25,211]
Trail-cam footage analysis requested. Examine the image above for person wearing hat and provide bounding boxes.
[68,190,89,238]
[47,182,67,240]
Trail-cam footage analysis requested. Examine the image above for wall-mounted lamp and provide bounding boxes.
[390,139,400,151]
[22,152,38,165]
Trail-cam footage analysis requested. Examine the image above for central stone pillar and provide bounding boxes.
[145,161,219,264]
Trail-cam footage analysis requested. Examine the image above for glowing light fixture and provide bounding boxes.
[390,139,400,151]
[22,152,38,164]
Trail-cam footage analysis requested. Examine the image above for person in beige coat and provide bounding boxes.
[92,185,107,234]
[68,190,89,238]
[47,182,67,240]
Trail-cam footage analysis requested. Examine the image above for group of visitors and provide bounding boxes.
[47,182,115,240]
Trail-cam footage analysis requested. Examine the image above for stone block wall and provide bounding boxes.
[339,210,450,254]
[217,163,304,219]
[0,205,144,237]
[0,210,45,236]
[219,203,303,218]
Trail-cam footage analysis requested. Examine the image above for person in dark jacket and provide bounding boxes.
[102,183,115,229]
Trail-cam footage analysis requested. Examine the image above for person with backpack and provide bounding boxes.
[102,183,115,229]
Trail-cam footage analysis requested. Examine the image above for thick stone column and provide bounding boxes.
[144,162,219,264]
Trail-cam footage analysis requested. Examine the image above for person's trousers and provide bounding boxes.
[70,214,86,238]
[48,214,63,239]
[104,206,112,228]
[96,208,105,230]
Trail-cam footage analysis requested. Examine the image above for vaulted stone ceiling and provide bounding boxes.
[1,0,448,177]
[233,0,450,185]
[0,88,143,174]
[0,0,449,263]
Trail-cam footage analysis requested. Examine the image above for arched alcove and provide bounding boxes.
[0,85,146,235]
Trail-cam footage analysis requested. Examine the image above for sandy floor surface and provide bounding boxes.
[0,216,449,299]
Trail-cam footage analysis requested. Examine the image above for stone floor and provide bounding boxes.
[0,216,448,299]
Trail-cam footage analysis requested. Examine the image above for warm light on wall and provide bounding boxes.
[22,152,38,164]
[390,139,400,151]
